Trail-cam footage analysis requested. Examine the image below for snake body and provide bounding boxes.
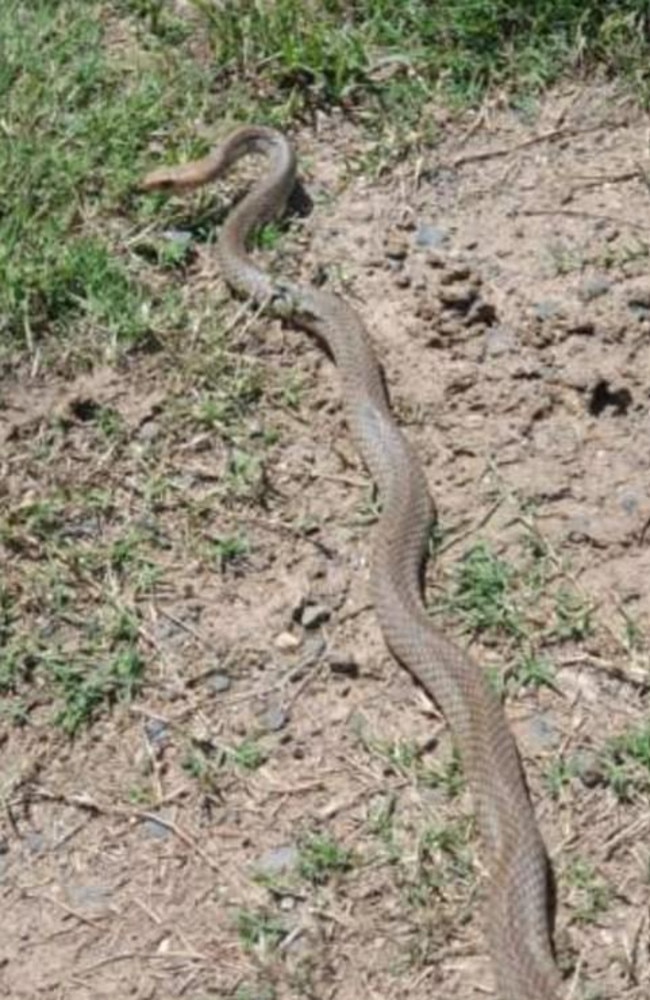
[141,126,563,999]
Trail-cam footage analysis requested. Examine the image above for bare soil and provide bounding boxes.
[2,84,649,1000]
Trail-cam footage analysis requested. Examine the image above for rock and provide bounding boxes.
[208,672,232,694]
[261,704,289,733]
[145,718,170,748]
[484,325,516,356]
[299,603,331,629]
[415,223,449,249]
[253,843,299,876]
[143,815,172,840]
[138,420,161,442]
[579,275,611,301]
[275,631,301,652]
[426,249,448,268]
[573,750,605,788]
[525,713,560,751]
[383,235,409,260]
[439,283,478,312]
[533,299,563,321]
[439,263,471,284]
[627,287,650,309]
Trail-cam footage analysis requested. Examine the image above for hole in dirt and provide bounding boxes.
[588,380,632,417]
[69,398,101,421]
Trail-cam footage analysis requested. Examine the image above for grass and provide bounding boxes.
[3,1,650,363]
[430,527,597,696]
[297,833,354,884]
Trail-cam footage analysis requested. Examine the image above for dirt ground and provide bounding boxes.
[2,84,650,999]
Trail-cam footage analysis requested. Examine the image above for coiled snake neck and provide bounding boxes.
[140,125,564,1000]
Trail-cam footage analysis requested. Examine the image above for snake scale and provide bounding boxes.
[140,126,564,999]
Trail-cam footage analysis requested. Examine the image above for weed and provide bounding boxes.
[419,749,465,799]
[410,820,474,902]
[225,449,267,503]
[602,721,650,801]
[544,755,577,800]
[565,858,610,924]
[212,533,250,573]
[443,541,523,638]
[509,651,556,691]
[237,908,287,953]
[50,647,145,735]
[230,737,267,771]
[298,833,354,884]
[553,588,593,641]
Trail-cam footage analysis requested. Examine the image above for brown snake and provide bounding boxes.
[140,126,564,999]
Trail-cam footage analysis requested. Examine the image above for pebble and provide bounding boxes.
[426,249,448,268]
[383,235,409,260]
[299,602,331,629]
[415,223,449,249]
[138,420,161,442]
[484,325,515,356]
[65,884,113,912]
[208,672,232,694]
[533,299,563,321]
[261,704,289,733]
[253,843,299,876]
[143,815,172,840]
[573,750,605,788]
[275,631,301,651]
[145,718,170,748]
[439,283,478,312]
[439,263,471,284]
[579,275,611,301]
[525,713,560,751]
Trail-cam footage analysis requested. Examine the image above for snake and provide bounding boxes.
[140,125,564,1000]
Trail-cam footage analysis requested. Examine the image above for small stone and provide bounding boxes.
[145,718,169,746]
[66,884,113,912]
[254,843,299,876]
[619,490,640,515]
[415,223,449,249]
[525,714,560,750]
[439,263,471,284]
[275,631,301,652]
[143,816,172,840]
[262,704,289,732]
[484,325,515,356]
[579,275,611,301]
[573,750,605,788]
[383,235,409,260]
[299,603,331,629]
[439,283,478,312]
[138,420,160,442]
[533,299,563,321]
[393,271,411,288]
[426,249,447,268]
[26,832,46,855]
[208,672,232,693]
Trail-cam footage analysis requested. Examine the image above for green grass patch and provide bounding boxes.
[0,0,209,355]
[297,833,355,884]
